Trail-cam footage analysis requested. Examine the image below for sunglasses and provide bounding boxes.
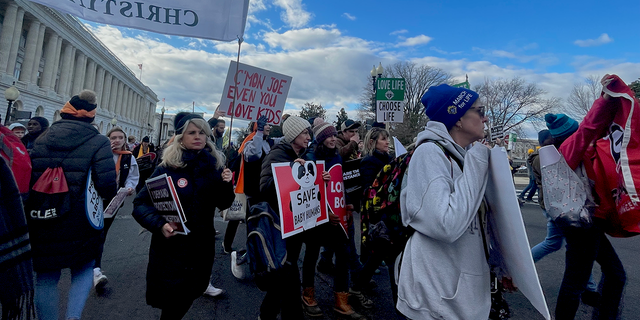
[472,106,486,118]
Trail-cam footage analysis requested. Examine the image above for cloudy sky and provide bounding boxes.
[81,0,639,133]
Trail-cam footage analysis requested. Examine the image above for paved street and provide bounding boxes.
[21,188,640,319]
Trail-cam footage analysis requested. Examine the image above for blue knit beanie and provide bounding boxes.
[421,84,479,130]
[545,113,578,139]
[537,129,552,145]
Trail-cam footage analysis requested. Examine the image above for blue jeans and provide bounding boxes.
[532,220,597,291]
[519,178,538,200]
[35,260,94,320]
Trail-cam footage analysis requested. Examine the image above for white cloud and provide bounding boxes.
[87,24,639,139]
[396,35,432,47]
[574,33,613,47]
[263,28,342,50]
[273,0,313,28]
[390,30,408,36]
[342,13,356,21]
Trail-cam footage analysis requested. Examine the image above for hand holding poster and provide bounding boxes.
[145,174,190,235]
[104,188,130,219]
[271,161,329,238]
[328,164,349,237]
[220,61,292,125]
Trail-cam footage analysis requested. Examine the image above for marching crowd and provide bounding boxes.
[0,73,636,320]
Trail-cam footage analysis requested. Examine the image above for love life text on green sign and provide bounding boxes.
[376,78,405,123]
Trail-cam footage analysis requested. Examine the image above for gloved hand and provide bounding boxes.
[257,115,268,131]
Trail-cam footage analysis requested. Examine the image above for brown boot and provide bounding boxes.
[302,287,323,317]
[334,292,367,319]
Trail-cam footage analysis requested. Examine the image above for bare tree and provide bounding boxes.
[566,75,601,118]
[475,77,561,135]
[358,61,452,145]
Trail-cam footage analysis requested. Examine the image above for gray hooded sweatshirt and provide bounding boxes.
[396,121,491,320]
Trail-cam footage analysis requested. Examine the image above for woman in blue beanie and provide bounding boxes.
[396,84,494,319]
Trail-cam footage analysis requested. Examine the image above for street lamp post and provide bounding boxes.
[370,62,384,124]
[157,106,165,145]
[4,83,20,126]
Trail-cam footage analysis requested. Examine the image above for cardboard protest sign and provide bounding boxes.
[327,164,348,237]
[485,147,551,320]
[342,159,362,199]
[104,188,129,219]
[271,161,328,238]
[145,174,190,235]
[220,61,292,125]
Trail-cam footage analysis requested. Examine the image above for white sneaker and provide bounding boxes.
[203,284,224,297]
[93,268,108,290]
[231,251,246,279]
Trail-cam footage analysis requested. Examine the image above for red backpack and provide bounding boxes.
[0,125,31,194]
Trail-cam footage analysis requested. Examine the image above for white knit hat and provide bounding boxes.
[283,116,310,143]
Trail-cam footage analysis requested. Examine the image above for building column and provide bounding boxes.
[62,47,76,95]
[30,24,46,83]
[115,81,124,115]
[122,87,130,119]
[41,32,59,89]
[109,77,118,113]
[0,3,19,72]
[51,37,62,90]
[84,60,96,90]
[135,95,142,123]
[19,20,41,82]
[94,67,105,107]
[72,52,86,94]
[127,90,135,120]
[101,72,112,111]
[6,7,24,75]
[57,43,73,94]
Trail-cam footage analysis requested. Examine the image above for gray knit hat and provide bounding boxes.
[313,121,337,144]
[283,116,310,143]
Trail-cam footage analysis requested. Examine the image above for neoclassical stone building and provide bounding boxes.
[0,0,158,139]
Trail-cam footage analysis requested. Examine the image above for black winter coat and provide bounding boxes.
[360,150,392,192]
[132,149,234,307]
[27,120,117,272]
[259,141,305,215]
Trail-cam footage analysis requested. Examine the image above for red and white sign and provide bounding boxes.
[327,164,348,237]
[271,160,328,238]
[220,61,292,125]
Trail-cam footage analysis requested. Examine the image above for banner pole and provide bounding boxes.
[227,37,243,159]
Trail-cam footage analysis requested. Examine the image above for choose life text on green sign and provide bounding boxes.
[376,78,405,123]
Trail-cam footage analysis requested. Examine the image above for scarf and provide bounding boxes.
[137,145,149,158]
[0,160,35,319]
[235,123,258,193]
[113,150,132,176]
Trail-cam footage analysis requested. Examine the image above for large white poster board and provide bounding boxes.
[220,61,292,125]
[485,147,551,320]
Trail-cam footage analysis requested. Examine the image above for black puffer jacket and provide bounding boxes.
[260,141,305,214]
[132,149,234,307]
[27,120,117,272]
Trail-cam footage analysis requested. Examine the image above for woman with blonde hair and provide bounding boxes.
[133,112,234,319]
[93,127,140,291]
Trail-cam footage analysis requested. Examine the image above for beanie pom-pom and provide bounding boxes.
[545,113,557,123]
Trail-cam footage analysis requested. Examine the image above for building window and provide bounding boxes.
[13,61,22,79]
[35,106,44,117]
[19,30,27,49]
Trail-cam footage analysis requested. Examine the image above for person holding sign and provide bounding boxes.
[93,127,140,291]
[132,113,234,320]
[303,121,366,319]
[27,90,117,320]
[396,84,492,320]
[258,115,311,320]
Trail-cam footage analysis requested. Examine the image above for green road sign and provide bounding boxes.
[376,78,405,123]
